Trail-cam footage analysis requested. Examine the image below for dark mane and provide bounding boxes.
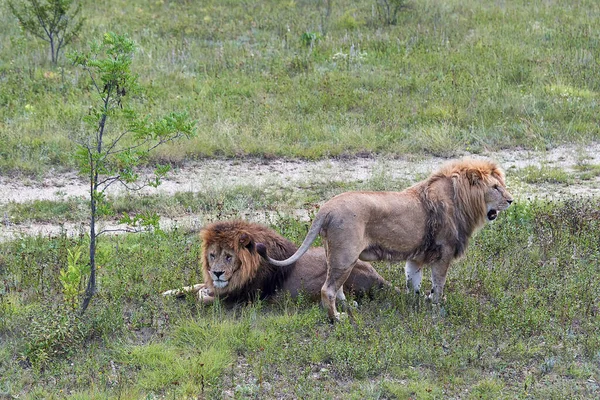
[200,220,298,302]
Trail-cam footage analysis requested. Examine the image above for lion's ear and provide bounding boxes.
[467,169,483,185]
[239,233,255,252]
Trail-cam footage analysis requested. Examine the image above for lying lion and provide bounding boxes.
[258,158,513,320]
[162,220,391,304]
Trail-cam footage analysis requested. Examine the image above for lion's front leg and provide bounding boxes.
[162,283,217,304]
[162,283,205,298]
[428,260,450,303]
[405,260,423,295]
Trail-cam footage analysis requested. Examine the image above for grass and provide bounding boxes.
[3,199,85,224]
[1,0,600,397]
[1,0,600,175]
[518,164,571,184]
[1,198,600,398]
[574,162,600,181]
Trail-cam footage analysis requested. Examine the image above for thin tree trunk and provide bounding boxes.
[80,168,97,314]
[50,35,56,64]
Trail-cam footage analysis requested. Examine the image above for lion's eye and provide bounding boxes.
[225,254,232,262]
[209,253,215,260]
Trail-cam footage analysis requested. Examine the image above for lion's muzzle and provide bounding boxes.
[210,271,229,288]
[212,279,228,288]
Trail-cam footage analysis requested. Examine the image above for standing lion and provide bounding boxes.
[257,158,513,320]
[162,220,392,304]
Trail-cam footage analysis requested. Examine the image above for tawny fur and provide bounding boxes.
[258,158,513,320]
[163,220,391,303]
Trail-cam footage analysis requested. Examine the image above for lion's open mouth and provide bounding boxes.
[213,280,228,288]
[487,209,498,221]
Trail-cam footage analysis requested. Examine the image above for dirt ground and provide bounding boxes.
[1,143,600,240]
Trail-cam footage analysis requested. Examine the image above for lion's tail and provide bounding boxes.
[256,212,327,267]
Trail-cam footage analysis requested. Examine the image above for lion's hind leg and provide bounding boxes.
[321,254,358,322]
[321,280,348,322]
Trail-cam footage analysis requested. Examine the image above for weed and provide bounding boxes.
[519,164,571,184]
[22,306,86,369]
[59,245,89,311]
[300,31,321,48]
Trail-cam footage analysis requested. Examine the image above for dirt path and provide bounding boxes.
[1,143,600,240]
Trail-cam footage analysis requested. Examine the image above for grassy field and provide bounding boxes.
[1,198,600,398]
[2,0,600,398]
[1,0,600,175]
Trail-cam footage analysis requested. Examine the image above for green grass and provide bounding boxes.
[518,164,571,184]
[1,199,600,398]
[2,0,600,397]
[510,162,600,188]
[3,199,85,224]
[1,0,600,174]
[574,162,600,181]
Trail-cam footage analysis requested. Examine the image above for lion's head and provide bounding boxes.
[200,220,296,299]
[436,157,513,227]
[483,179,513,221]
[201,232,253,291]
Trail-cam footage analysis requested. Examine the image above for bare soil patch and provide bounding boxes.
[1,143,599,240]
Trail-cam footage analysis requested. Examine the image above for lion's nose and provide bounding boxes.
[507,199,513,205]
[214,271,224,279]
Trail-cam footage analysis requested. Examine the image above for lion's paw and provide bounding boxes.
[327,311,342,322]
[198,288,215,303]
[337,312,350,322]
[426,292,446,304]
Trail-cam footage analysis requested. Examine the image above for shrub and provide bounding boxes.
[8,0,84,63]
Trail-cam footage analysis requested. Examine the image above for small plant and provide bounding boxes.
[300,31,321,48]
[375,0,409,26]
[68,32,196,313]
[59,246,89,311]
[8,0,84,63]
[332,44,367,71]
[23,307,85,369]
